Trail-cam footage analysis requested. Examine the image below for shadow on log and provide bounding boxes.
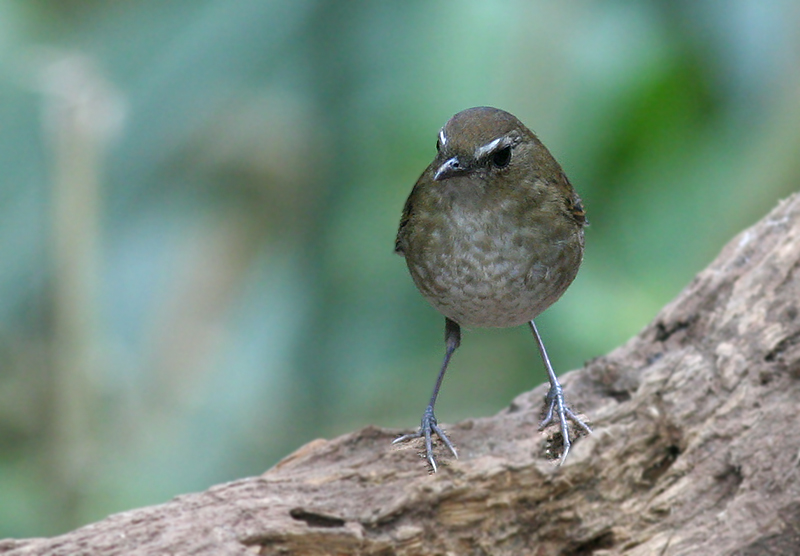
[4,195,800,555]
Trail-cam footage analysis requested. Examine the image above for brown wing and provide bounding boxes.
[395,188,416,255]
[562,171,587,226]
[568,192,587,226]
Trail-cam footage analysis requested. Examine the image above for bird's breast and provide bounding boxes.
[405,202,582,328]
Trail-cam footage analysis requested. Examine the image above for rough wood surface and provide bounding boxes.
[4,195,800,556]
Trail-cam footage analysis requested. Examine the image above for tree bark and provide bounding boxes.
[4,194,800,556]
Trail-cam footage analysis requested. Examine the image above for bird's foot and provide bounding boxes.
[539,382,592,465]
[393,405,457,472]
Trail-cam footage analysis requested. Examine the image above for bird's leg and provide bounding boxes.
[393,317,461,472]
[529,320,591,464]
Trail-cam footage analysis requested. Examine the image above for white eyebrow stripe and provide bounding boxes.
[438,128,447,147]
[474,136,509,160]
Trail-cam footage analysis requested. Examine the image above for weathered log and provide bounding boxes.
[3,194,800,556]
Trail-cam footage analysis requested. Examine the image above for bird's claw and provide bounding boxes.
[539,383,592,465]
[393,406,457,472]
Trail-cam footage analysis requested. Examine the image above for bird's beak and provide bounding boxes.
[434,156,467,181]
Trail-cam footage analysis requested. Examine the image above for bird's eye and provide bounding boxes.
[492,146,512,168]
[436,137,441,152]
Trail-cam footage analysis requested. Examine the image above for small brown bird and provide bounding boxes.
[394,106,591,471]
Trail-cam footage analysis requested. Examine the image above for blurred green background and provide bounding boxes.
[1,0,799,538]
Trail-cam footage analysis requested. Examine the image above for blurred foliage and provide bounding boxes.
[0,0,799,538]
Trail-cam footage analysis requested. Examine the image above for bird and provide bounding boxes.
[393,106,591,472]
